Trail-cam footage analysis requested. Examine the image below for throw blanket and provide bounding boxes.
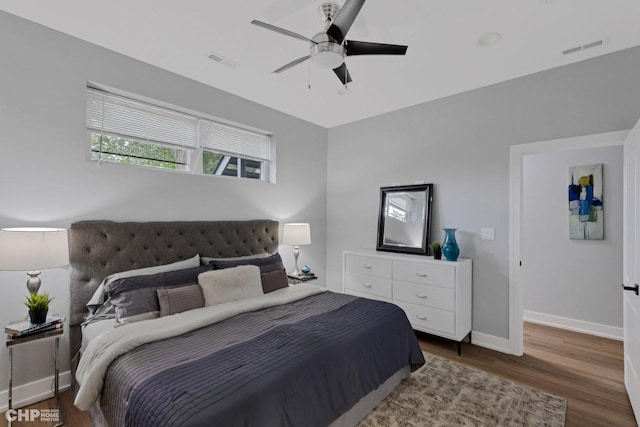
[76,285,425,426]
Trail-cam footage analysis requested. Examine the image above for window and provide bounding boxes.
[387,195,412,223]
[86,86,273,181]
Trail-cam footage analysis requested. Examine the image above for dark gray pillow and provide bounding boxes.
[210,253,284,274]
[157,284,205,317]
[105,265,212,324]
[261,268,289,293]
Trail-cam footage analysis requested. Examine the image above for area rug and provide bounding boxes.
[359,352,566,427]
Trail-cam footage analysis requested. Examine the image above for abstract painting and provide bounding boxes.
[568,163,603,240]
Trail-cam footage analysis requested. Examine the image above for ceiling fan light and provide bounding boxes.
[311,42,345,69]
[312,50,344,69]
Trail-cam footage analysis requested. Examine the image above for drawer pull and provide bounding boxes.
[362,283,372,288]
[416,294,428,299]
[363,265,373,269]
[416,315,428,320]
[416,273,428,277]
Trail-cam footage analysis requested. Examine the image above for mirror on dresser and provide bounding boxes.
[377,183,433,255]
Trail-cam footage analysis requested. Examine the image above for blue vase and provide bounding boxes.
[442,228,460,261]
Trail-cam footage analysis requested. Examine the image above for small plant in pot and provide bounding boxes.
[24,292,53,324]
[431,241,442,260]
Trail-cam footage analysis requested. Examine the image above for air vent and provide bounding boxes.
[562,46,582,55]
[583,40,603,50]
[208,52,238,69]
[561,39,605,56]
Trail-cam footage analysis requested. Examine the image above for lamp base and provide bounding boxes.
[26,271,41,295]
[292,246,301,276]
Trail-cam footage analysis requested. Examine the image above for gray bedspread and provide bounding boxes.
[99,292,425,427]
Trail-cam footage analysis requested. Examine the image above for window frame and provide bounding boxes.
[86,84,274,182]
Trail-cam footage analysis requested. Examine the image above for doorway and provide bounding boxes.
[508,130,628,355]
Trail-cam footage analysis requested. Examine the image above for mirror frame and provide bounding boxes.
[376,183,433,256]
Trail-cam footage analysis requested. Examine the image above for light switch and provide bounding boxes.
[481,228,495,241]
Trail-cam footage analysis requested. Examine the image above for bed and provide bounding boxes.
[69,220,425,427]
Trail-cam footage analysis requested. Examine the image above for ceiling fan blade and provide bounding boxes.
[333,63,353,84]
[273,56,311,74]
[251,20,317,44]
[345,40,408,56]
[326,0,366,43]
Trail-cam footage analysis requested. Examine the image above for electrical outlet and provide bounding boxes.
[481,228,495,241]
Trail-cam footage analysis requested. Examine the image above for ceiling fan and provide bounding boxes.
[251,0,408,85]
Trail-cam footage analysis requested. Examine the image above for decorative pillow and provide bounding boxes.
[261,268,289,294]
[198,265,263,306]
[210,253,284,274]
[157,284,205,317]
[86,254,200,312]
[200,252,270,266]
[105,265,212,324]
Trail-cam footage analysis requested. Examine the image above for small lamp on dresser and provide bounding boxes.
[282,223,311,276]
[0,227,69,294]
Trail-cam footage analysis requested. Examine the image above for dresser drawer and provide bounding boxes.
[393,260,455,288]
[345,254,392,279]
[344,272,392,299]
[395,301,455,336]
[345,289,392,304]
[393,281,455,311]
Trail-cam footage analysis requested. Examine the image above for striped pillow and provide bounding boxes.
[261,268,289,293]
[157,284,205,316]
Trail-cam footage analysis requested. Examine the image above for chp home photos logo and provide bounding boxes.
[5,408,60,423]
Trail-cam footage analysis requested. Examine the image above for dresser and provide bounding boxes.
[343,250,472,354]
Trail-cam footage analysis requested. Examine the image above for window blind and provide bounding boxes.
[86,88,198,148]
[199,119,271,161]
[86,87,271,160]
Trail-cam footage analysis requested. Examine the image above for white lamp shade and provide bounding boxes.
[282,223,311,246]
[0,227,69,271]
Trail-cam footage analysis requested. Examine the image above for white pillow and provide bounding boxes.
[198,265,263,306]
[87,254,201,310]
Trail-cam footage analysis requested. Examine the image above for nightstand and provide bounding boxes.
[5,327,63,426]
[287,273,318,285]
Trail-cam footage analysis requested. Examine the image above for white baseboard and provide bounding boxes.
[523,310,623,341]
[471,331,511,354]
[0,371,71,412]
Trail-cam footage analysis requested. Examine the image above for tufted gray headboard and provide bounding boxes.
[68,219,279,359]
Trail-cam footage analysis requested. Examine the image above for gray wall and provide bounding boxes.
[0,11,327,392]
[523,146,623,327]
[326,46,640,340]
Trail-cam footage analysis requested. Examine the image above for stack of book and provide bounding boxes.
[4,315,64,338]
[289,272,317,281]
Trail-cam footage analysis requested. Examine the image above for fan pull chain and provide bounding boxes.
[308,60,312,90]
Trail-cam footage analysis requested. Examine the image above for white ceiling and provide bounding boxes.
[1,0,639,128]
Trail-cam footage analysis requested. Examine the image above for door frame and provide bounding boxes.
[508,130,629,355]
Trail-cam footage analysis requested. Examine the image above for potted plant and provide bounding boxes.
[24,292,53,324]
[431,241,442,260]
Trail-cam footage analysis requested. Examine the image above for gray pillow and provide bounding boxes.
[106,265,212,324]
[200,252,270,266]
[87,254,200,312]
[157,284,205,317]
[210,253,284,274]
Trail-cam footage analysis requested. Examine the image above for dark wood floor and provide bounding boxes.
[1,322,636,426]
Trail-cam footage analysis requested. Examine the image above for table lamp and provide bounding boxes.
[0,227,69,294]
[282,223,311,276]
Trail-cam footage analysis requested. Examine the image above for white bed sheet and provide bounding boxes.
[81,319,116,353]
